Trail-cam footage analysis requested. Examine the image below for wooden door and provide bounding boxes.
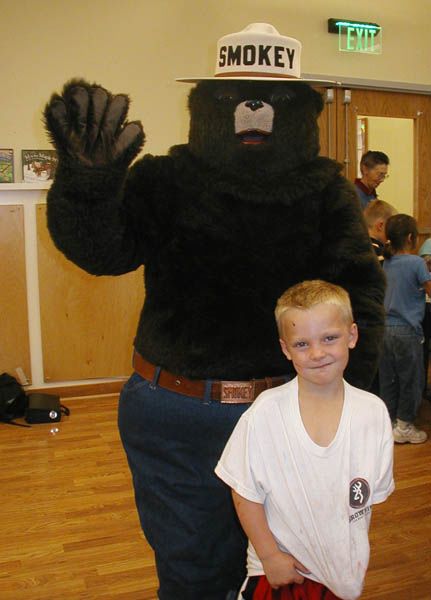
[316,87,337,161]
[337,88,431,240]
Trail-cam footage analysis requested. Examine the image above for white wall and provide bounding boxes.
[1,0,430,177]
[365,116,414,215]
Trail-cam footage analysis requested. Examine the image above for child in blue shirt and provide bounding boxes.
[379,214,431,443]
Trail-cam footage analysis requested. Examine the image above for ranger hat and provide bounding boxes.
[177,22,334,84]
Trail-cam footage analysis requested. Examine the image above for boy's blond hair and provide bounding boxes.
[275,279,354,336]
[363,199,396,228]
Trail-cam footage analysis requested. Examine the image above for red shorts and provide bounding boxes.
[241,575,342,600]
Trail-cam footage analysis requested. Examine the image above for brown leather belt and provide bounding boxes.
[133,352,287,403]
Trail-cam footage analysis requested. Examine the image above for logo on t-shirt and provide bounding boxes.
[349,478,370,509]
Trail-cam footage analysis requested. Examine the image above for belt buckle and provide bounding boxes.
[220,381,255,403]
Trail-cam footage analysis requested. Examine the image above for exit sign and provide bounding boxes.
[328,19,382,54]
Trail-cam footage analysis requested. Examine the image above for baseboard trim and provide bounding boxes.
[28,379,126,398]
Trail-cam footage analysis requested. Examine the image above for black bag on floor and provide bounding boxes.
[0,372,29,427]
[25,393,70,424]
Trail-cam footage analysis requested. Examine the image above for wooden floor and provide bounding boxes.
[0,395,430,600]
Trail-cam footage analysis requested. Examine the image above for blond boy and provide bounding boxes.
[363,199,397,263]
[216,280,394,600]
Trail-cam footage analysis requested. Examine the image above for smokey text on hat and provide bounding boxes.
[218,44,296,70]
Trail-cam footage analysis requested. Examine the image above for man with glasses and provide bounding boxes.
[354,150,390,210]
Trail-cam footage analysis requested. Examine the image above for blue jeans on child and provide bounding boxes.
[118,372,249,600]
[379,325,424,422]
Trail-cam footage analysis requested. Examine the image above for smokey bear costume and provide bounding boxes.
[44,23,384,600]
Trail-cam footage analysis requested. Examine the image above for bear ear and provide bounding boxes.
[310,88,324,116]
[187,81,209,110]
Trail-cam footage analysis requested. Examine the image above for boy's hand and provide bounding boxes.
[262,550,309,588]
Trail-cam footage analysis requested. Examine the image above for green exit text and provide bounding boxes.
[338,25,381,54]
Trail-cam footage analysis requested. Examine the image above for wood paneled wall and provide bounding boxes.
[0,205,31,381]
[36,205,145,381]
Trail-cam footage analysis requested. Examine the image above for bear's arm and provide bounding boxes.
[318,177,385,390]
[46,154,174,276]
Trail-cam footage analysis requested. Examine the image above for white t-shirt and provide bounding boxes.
[215,377,394,600]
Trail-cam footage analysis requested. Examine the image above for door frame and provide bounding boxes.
[318,87,431,240]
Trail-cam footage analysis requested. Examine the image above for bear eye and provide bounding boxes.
[269,87,296,103]
[214,88,239,102]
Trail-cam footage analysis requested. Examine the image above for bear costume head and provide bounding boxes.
[188,80,323,175]
[181,23,329,176]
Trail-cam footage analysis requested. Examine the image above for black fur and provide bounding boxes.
[44,79,384,387]
[188,81,323,175]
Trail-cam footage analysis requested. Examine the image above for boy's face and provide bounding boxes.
[279,304,358,388]
[374,217,388,243]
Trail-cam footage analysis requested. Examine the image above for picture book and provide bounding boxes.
[0,149,14,183]
[22,149,58,183]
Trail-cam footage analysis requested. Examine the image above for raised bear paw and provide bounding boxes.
[44,78,145,167]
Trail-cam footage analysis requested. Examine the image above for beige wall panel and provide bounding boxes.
[365,116,414,215]
[36,205,144,381]
[0,205,31,381]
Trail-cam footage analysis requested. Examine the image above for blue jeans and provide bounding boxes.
[118,372,250,600]
[379,325,424,422]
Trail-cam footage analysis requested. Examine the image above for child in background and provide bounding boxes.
[379,214,431,443]
[216,280,394,600]
[363,199,397,264]
[363,199,397,396]
[419,238,431,398]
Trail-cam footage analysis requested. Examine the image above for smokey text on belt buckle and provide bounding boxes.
[220,381,255,403]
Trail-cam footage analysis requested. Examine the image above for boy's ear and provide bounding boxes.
[279,338,292,360]
[349,323,359,349]
[376,219,385,232]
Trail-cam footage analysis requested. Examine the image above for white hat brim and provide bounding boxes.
[176,76,336,85]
